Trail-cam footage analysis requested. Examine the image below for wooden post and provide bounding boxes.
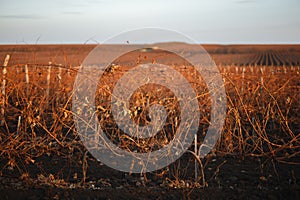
[241,66,245,93]
[25,64,29,95]
[260,66,264,99]
[57,64,62,86]
[46,62,51,97]
[25,64,29,84]
[194,133,198,180]
[1,55,10,125]
[55,64,62,105]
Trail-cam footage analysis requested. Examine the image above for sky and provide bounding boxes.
[0,0,299,44]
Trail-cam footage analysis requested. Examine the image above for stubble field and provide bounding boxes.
[0,44,299,199]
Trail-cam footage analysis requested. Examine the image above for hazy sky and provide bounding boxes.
[0,0,299,44]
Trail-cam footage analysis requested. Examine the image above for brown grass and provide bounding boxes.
[0,45,299,188]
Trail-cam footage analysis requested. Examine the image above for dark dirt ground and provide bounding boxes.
[0,154,299,200]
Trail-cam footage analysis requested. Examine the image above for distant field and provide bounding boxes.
[1,44,300,66]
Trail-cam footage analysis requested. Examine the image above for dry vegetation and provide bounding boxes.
[0,44,299,199]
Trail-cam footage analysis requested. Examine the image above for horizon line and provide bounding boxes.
[1,42,300,45]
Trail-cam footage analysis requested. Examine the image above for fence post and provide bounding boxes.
[260,66,264,93]
[194,133,198,180]
[25,64,29,95]
[46,62,51,97]
[57,64,62,86]
[1,54,10,125]
[241,66,245,93]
